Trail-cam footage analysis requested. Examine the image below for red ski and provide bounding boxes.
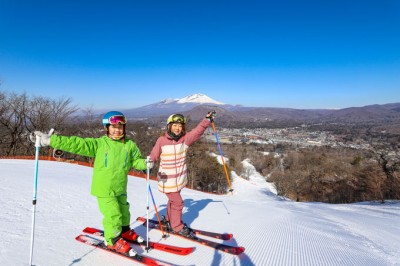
[75,234,166,266]
[82,227,193,256]
[188,227,232,240]
[143,217,233,240]
[137,217,245,255]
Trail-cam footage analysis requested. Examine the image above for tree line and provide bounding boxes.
[0,90,229,194]
[207,139,400,203]
[1,90,399,202]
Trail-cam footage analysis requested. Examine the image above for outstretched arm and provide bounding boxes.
[185,117,211,146]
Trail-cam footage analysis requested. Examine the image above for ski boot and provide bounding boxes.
[106,237,135,256]
[121,227,144,243]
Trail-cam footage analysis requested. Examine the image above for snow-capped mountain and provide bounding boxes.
[123,93,225,118]
[177,93,224,105]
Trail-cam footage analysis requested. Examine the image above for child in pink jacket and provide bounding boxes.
[149,111,215,236]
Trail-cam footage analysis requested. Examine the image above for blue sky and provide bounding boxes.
[1,0,399,110]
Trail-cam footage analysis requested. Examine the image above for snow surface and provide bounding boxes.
[1,159,399,266]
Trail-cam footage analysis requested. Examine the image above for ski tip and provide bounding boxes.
[234,246,245,255]
[186,247,195,255]
[83,227,105,237]
[221,245,245,255]
[83,227,98,233]
[221,233,233,240]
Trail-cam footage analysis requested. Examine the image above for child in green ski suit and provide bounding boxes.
[31,111,152,254]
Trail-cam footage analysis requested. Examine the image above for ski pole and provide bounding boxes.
[211,121,233,193]
[148,185,167,239]
[145,157,166,250]
[29,129,53,266]
[146,160,150,252]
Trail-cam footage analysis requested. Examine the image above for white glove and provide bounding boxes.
[29,129,53,147]
[145,156,154,169]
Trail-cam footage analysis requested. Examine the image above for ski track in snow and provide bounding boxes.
[0,159,399,266]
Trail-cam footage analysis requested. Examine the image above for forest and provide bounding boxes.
[1,90,399,203]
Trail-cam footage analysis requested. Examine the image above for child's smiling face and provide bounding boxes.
[108,124,124,140]
[170,123,183,135]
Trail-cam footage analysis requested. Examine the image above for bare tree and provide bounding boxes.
[0,92,29,155]
[76,106,102,137]
[25,96,52,131]
[187,142,228,193]
[0,91,79,156]
[50,97,79,129]
[0,91,9,153]
[25,95,78,131]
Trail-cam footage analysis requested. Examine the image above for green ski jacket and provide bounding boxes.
[50,135,146,197]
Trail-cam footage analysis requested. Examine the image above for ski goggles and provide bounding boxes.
[168,114,186,124]
[104,115,127,125]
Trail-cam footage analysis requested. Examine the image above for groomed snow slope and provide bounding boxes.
[0,159,399,266]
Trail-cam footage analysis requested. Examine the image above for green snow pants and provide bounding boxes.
[97,194,131,245]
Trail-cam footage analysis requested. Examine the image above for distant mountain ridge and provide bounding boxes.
[123,93,227,118]
[122,93,400,126]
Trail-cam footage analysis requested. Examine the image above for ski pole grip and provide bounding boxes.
[34,128,54,147]
[35,136,41,148]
